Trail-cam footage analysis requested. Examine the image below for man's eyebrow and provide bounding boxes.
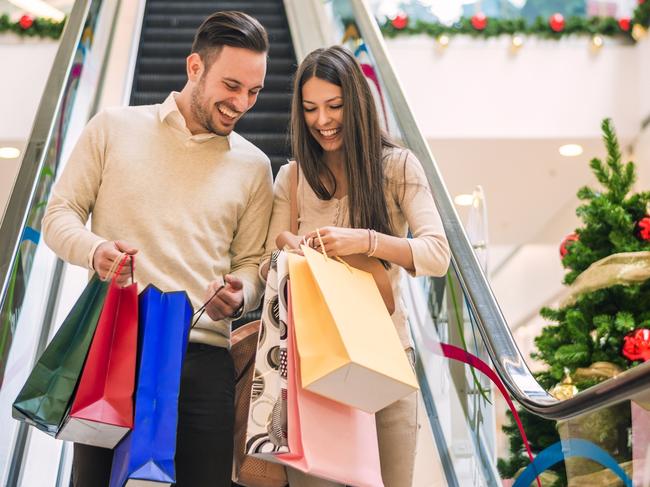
[223,77,264,90]
[303,96,343,104]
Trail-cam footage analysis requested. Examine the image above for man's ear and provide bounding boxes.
[186,52,204,82]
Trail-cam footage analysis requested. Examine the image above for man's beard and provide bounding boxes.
[190,78,234,136]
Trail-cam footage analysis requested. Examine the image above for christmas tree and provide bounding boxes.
[498,119,650,485]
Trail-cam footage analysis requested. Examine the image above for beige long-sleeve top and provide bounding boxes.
[43,93,273,348]
[263,147,451,347]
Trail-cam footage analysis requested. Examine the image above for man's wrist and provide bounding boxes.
[230,302,245,319]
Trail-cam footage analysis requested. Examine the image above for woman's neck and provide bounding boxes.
[322,149,347,198]
[323,149,344,171]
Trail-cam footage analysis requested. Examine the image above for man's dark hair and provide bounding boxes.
[192,11,269,65]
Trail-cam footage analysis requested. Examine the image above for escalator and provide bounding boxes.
[130,0,296,174]
[1,0,650,486]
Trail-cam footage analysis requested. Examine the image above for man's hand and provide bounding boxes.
[204,274,244,321]
[93,240,138,285]
[275,230,303,251]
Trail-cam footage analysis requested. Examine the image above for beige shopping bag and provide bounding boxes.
[287,247,418,413]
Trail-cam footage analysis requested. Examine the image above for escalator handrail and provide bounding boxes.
[349,0,650,420]
[0,0,92,314]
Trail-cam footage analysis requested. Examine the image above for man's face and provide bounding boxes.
[189,45,267,136]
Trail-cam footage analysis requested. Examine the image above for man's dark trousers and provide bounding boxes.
[70,344,235,487]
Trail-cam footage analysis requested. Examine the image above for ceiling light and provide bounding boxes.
[559,144,583,157]
[0,147,21,159]
[454,194,474,206]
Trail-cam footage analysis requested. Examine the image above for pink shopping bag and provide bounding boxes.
[276,287,384,487]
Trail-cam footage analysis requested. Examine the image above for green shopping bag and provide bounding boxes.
[12,274,109,435]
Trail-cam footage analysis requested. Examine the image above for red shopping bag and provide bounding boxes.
[57,255,138,448]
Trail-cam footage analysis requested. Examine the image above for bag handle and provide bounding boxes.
[191,283,226,328]
[289,160,299,235]
[103,253,135,284]
[313,228,354,273]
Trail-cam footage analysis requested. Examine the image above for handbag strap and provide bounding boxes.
[289,160,299,235]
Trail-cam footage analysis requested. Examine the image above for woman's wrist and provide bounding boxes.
[367,229,379,257]
[358,228,372,254]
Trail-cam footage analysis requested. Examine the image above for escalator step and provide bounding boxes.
[130,0,296,167]
[131,91,292,112]
[139,41,293,58]
[238,133,289,156]
[140,27,290,43]
[146,3,282,16]
[236,112,290,132]
[144,14,288,29]
[134,73,292,93]
[137,57,295,75]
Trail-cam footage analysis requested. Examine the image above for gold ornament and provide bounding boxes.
[437,34,450,48]
[632,24,648,42]
[591,35,604,50]
[574,361,622,382]
[550,369,578,400]
[511,35,524,50]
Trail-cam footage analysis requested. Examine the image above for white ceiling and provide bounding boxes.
[430,136,642,246]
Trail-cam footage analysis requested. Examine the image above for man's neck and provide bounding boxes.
[175,88,206,135]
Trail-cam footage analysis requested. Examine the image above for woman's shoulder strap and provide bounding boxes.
[288,160,299,235]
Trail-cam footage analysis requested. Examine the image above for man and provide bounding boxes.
[42,11,273,487]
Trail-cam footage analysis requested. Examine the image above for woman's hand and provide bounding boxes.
[304,226,369,257]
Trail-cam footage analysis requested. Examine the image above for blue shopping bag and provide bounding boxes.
[109,285,192,487]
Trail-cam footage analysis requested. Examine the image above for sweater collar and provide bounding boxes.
[159,92,232,148]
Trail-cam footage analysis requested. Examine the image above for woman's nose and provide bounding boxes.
[317,109,331,126]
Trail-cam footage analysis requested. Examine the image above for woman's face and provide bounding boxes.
[301,77,344,153]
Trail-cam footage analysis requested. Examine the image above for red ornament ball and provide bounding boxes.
[559,233,579,258]
[622,329,650,362]
[19,14,34,30]
[637,216,650,241]
[471,13,488,31]
[639,0,646,5]
[391,13,408,30]
[618,18,631,32]
[549,13,565,32]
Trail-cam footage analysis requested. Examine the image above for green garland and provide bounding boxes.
[381,2,650,41]
[0,14,65,40]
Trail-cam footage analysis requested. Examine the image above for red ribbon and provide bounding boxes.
[438,343,541,487]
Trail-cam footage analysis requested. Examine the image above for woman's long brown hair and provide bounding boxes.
[290,46,397,243]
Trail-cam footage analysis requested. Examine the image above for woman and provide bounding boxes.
[263,46,450,487]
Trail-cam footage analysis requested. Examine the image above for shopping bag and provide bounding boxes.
[109,285,192,487]
[12,274,109,435]
[275,287,384,487]
[243,250,290,461]
[232,320,287,487]
[57,256,138,448]
[288,247,417,413]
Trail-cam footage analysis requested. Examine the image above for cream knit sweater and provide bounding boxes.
[43,93,273,348]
